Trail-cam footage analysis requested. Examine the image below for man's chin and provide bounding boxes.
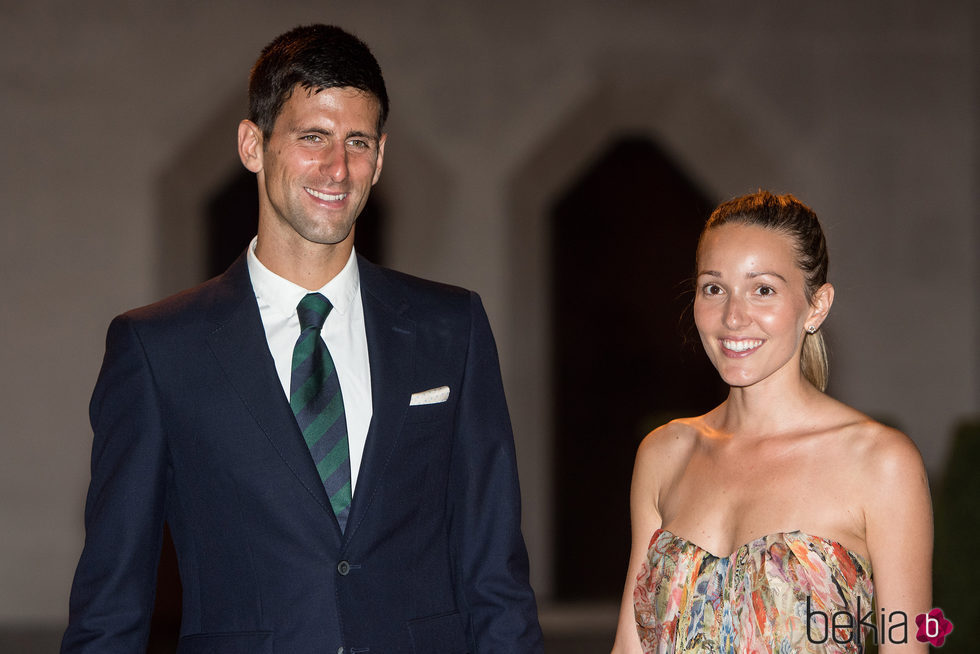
[296,221,357,247]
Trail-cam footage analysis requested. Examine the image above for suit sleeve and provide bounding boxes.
[62,315,169,653]
[449,292,543,653]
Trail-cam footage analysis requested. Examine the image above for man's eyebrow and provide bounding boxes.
[291,126,333,136]
[345,130,379,141]
[292,126,378,141]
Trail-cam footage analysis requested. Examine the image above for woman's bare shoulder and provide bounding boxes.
[822,401,928,488]
[630,416,706,517]
[635,415,706,471]
[853,420,927,483]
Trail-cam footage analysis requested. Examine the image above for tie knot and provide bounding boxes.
[296,293,333,332]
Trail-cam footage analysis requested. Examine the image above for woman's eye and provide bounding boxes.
[702,283,723,296]
[757,285,775,296]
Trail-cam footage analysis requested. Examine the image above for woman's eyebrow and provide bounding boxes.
[747,271,788,282]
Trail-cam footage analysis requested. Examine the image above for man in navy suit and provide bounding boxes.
[62,24,542,653]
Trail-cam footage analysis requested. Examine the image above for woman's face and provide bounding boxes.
[693,223,824,389]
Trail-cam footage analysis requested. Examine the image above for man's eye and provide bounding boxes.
[348,139,369,149]
[301,135,321,142]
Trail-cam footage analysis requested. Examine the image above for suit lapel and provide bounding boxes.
[205,255,338,528]
[344,256,416,543]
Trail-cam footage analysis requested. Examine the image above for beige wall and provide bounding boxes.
[1,0,976,625]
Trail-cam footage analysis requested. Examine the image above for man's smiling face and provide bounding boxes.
[252,85,386,250]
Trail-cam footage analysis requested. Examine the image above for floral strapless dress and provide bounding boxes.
[634,529,874,653]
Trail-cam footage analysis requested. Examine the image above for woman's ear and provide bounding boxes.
[807,282,835,330]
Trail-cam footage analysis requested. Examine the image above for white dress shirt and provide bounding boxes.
[246,236,372,494]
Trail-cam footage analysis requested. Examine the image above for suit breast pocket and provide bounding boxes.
[177,631,273,654]
[407,611,468,653]
[403,401,453,424]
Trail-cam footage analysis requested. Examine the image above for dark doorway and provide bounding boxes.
[205,168,388,277]
[550,136,726,600]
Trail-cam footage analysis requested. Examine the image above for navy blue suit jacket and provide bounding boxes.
[62,254,543,653]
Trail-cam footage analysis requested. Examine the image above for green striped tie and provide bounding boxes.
[290,293,352,531]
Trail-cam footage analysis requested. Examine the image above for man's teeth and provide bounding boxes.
[307,188,346,201]
[722,339,763,352]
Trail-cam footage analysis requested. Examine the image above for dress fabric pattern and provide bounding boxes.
[634,528,874,653]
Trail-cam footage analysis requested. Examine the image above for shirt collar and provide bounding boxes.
[246,236,360,320]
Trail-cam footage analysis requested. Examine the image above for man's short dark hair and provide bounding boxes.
[248,24,389,138]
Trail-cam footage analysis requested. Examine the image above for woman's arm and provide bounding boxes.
[611,431,664,654]
[863,425,933,653]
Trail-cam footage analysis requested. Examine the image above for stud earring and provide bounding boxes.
[806,325,817,334]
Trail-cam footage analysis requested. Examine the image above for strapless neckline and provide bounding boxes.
[653,527,872,570]
[635,527,876,652]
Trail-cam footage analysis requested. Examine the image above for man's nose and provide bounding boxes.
[320,143,349,182]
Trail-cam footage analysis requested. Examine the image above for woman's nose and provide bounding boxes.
[723,297,749,330]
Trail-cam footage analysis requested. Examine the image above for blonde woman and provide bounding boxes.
[612,191,932,653]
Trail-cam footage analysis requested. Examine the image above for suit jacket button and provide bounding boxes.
[337,560,351,575]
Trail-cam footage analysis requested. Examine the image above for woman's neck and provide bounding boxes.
[715,369,825,439]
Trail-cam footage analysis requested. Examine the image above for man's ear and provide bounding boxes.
[238,120,264,173]
[372,133,387,185]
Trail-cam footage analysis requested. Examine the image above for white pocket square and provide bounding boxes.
[410,386,450,406]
